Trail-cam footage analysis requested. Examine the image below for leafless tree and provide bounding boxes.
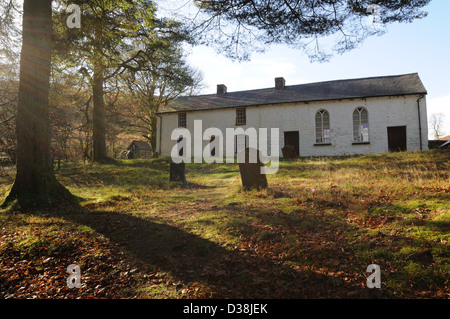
[430,112,446,140]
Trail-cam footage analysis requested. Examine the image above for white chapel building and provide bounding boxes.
[155,73,428,159]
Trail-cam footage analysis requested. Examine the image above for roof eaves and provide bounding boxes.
[157,91,427,115]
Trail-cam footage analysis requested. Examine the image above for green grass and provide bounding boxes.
[0,150,449,299]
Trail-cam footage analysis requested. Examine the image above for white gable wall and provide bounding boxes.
[156,94,428,158]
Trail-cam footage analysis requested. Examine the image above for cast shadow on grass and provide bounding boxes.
[48,207,375,299]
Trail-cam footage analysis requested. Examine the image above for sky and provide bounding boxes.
[162,0,450,139]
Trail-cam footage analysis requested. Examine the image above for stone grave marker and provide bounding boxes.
[170,162,186,184]
[238,147,268,190]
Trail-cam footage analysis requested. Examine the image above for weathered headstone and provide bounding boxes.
[238,147,268,190]
[170,162,186,184]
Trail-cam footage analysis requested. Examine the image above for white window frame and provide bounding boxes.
[353,107,370,143]
[178,112,186,128]
[236,107,246,126]
[315,110,331,144]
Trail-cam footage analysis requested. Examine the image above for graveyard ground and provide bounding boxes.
[0,150,449,299]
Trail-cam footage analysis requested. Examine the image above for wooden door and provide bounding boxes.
[387,126,407,152]
[284,131,300,156]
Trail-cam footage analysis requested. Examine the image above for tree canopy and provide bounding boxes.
[118,21,203,149]
[181,0,432,61]
[52,0,200,161]
[52,0,159,162]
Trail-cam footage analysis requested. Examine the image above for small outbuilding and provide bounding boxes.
[126,140,153,159]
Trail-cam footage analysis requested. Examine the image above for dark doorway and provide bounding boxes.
[387,126,407,152]
[284,131,300,157]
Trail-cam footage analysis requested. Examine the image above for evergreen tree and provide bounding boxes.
[2,0,75,208]
[53,0,157,162]
[119,20,201,151]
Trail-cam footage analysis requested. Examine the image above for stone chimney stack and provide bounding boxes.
[217,84,227,95]
[275,77,286,90]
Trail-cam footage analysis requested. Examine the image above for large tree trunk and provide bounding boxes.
[2,0,74,208]
[92,63,107,162]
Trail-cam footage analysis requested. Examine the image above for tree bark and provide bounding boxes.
[92,63,107,162]
[2,0,75,208]
[150,114,157,154]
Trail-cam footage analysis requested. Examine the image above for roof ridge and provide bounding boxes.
[179,73,421,98]
[296,72,419,86]
[160,73,426,114]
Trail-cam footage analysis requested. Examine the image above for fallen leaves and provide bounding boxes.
[0,217,137,299]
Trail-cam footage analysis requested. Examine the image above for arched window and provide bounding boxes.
[315,110,331,144]
[353,107,369,142]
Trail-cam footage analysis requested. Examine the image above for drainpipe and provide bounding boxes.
[417,94,425,151]
[156,113,163,156]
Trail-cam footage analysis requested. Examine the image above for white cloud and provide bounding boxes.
[186,45,311,94]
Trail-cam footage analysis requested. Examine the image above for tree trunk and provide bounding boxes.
[2,0,75,208]
[150,114,157,155]
[92,63,108,162]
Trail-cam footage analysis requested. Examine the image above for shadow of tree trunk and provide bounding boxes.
[53,207,372,299]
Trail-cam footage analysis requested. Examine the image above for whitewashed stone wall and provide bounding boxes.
[156,94,428,158]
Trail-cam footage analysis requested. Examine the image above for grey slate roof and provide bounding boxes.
[127,140,152,150]
[158,73,427,114]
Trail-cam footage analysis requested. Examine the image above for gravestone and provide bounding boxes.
[170,162,186,184]
[238,147,268,190]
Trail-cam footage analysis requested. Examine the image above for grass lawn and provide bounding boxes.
[0,150,449,299]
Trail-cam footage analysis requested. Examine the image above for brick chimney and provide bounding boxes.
[217,84,227,95]
[275,77,286,90]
